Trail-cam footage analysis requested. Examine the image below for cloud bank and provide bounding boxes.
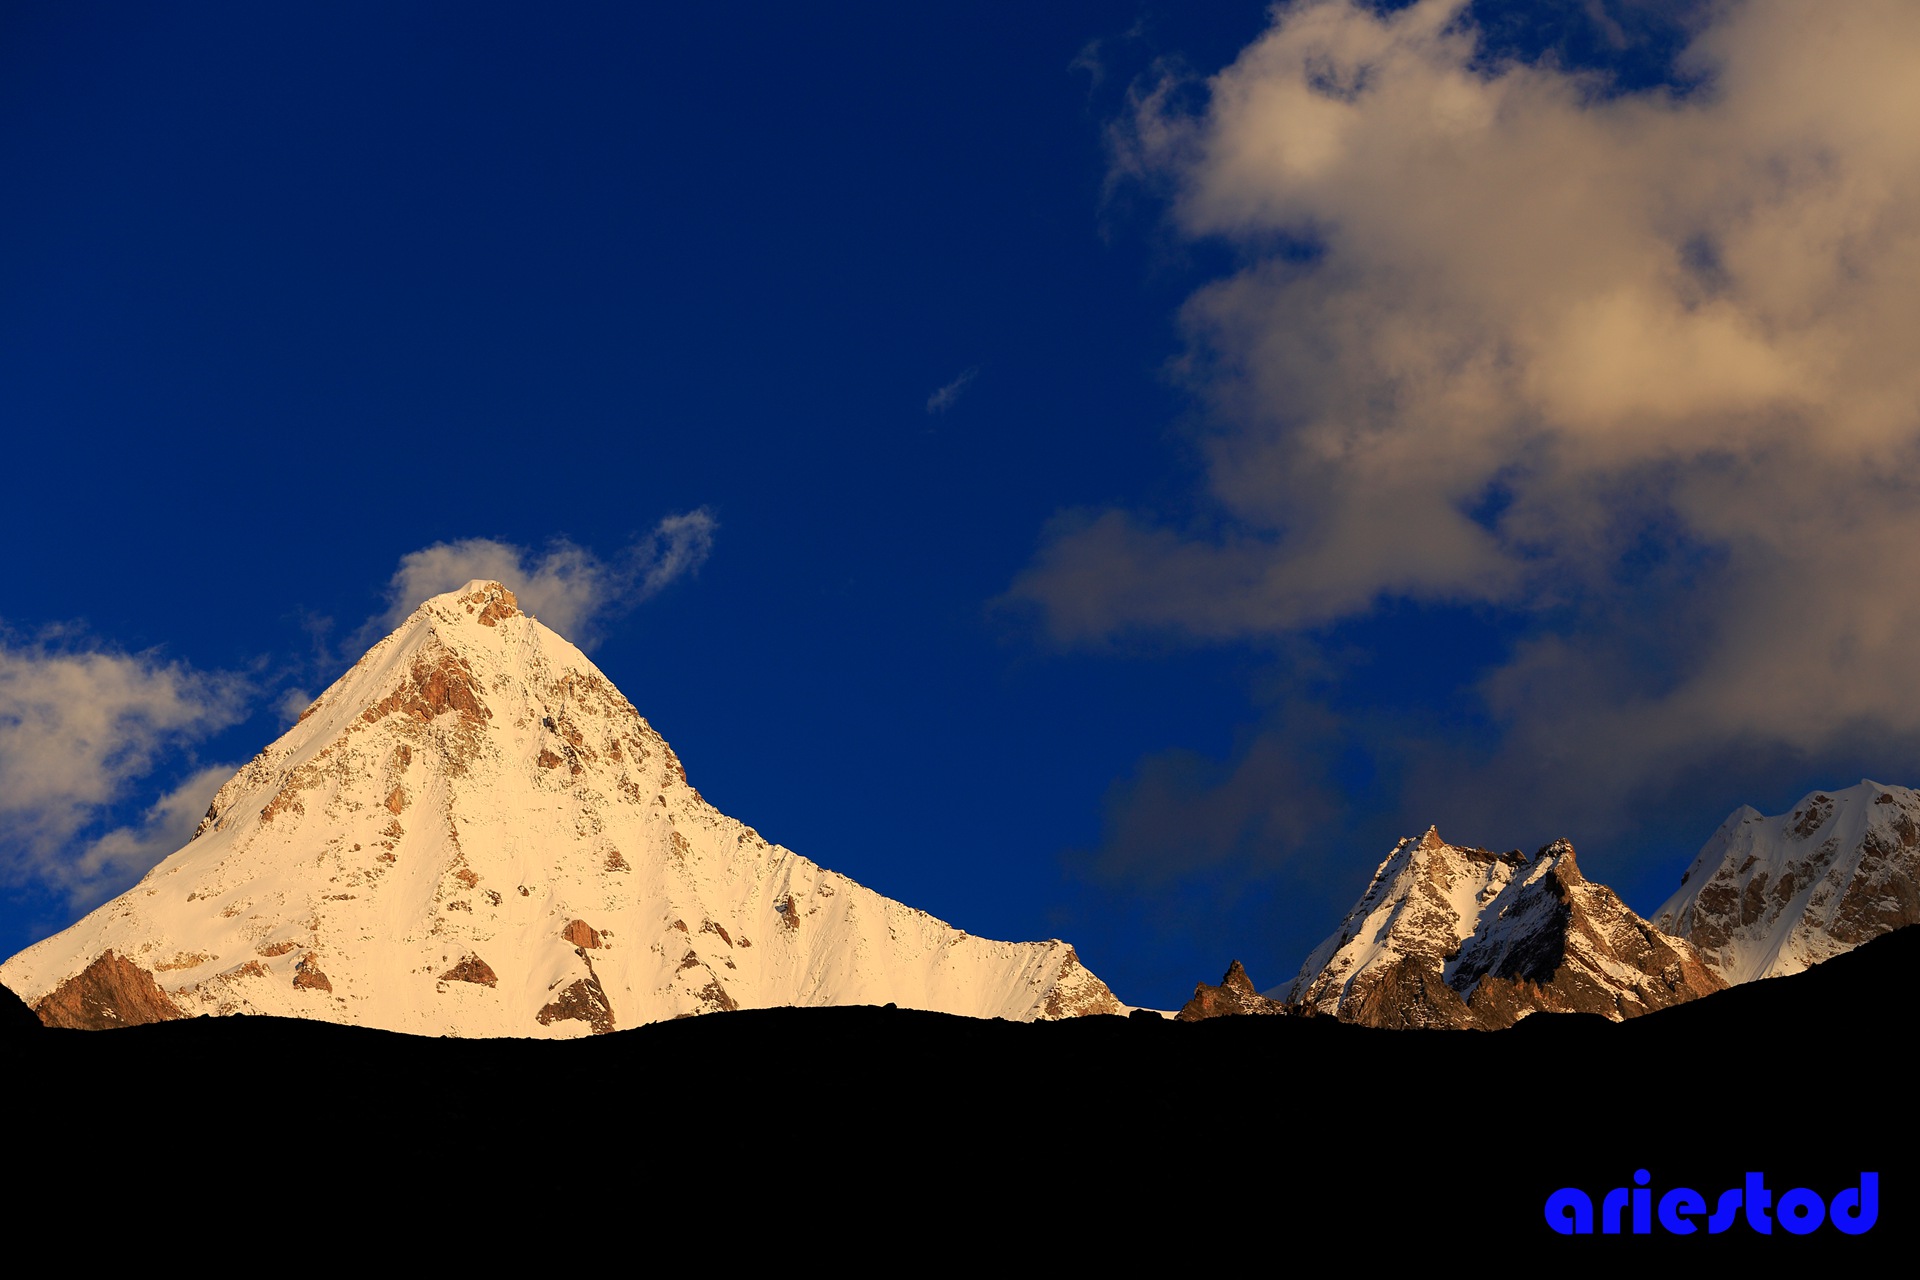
[0,644,246,903]
[1018,0,1920,818]
[381,509,718,644]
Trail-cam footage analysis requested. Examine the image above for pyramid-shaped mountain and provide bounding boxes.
[1,582,1119,1035]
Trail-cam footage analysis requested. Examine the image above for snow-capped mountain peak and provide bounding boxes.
[1654,779,1920,983]
[3,581,1120,1034]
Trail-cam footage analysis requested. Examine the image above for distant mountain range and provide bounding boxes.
[1276,829,1724,1028]
[1184,782,1920,1029]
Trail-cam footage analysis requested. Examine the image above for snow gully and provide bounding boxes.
[1545,1171,1878,1236]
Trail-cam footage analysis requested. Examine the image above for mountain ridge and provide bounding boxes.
[1223,778,1920,1030]
[1655,779,1920,984]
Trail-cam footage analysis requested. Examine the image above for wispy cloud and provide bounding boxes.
[65,765,235,906]
[380,509,718,645]
[1070,17,1149,98]
[273,687,314,727]
[926,366,981,414]
[1070,38,1108,90]
[0,642,247,902]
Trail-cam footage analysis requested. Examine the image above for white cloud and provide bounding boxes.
[66,765,234,907]
[274,687,315,727]
[926,366,980,414]
[381,509,717,643]
[0,644,247,899]
[1017,0,1920,796]
[639,510,719,597]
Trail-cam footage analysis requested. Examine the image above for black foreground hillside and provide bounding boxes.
[6,927,1913,1259]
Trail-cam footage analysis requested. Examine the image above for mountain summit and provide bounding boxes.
[1,581,1119,1034]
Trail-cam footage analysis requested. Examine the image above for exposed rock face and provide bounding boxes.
[292,952,333,994]
[559,920,601,950]
[690,976,737,1014]
[1338,954,1486,1030]
[439,956,499,987]
[1286,828,1519,1029]
[1038,948,1123,1019]
[32,952,185,1030]
[1450,840,1723,1024]
[537,964,615,1035]
[1655,780,1920,983]
[1287,829,1721,1029]
[469,584,521,627]
[1176,961,1288,1021]
[360,649,491,730]
[0,580,1120,1036]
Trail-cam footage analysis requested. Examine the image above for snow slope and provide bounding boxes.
[1654,780,1920,984]
[1,582,1119,1035]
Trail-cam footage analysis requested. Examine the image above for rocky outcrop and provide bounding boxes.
[1656,780,1920,983]
[292,952,334,993]
[439,955,499,987]
[1038,948,1123,1019]
[537,963,615,1035]
[559,920,601,949]
[1289,830,1721,1029]
[1176,961,1288,1021]
[1339,955,1489,1030]
[33,952,185,1030]
[691,977,737,1014]
[466,583,521,627]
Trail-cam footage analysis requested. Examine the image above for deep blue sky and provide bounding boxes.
[7,1,1913,1009]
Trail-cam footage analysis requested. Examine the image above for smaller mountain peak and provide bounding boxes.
[1418,825,1446,850]
[1533,838,1583,884]
[1176,959,1287,1021]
